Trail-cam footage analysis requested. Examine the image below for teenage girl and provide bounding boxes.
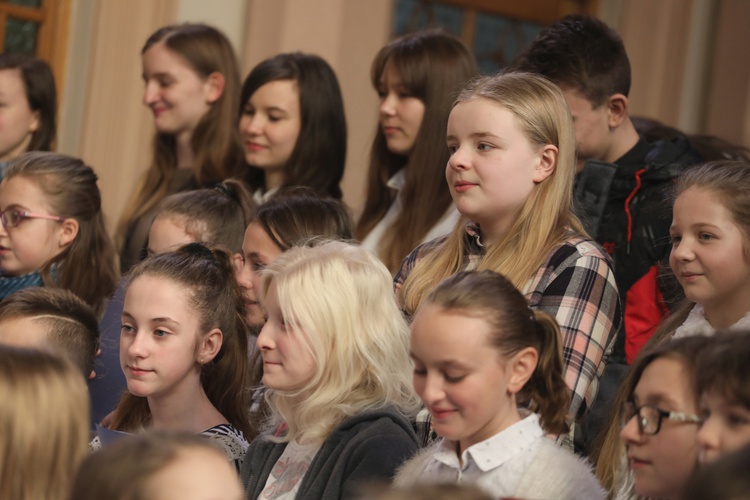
[0,345,90,500]
[395,72,621,447]
[100,244,251,470]
[694,330,750,463]
[237,186,353,331]
[91,180,253,427]
[357,30,479,273]
[72,432,243,500]
[647,160,750,343]
[118,23,244,272]
[240,241,420,499]
[606,336,708,499]
[0,53,56,177]
[398,271,605,499]
[0,152,118,314]
[240,52,346,202]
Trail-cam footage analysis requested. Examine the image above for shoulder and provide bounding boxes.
[201,424,249,464]
[517,439,606,499]
[393,442,440,488]
[331,408,418,449]
[539,233,614,279]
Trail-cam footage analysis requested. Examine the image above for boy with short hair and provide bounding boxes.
[0,287,99,378]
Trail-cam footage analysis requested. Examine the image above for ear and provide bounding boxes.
[198,327,223,364]
[58,218,79,248]
[29,110,40,133]
[606,93,629,128]
[205,72,225,104]
[507,346,538,395]
[532,144,557,183]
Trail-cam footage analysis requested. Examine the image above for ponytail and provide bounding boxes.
[422,270,571,435]
[523,310,570,436]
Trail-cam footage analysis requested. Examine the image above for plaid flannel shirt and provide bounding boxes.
[395,223,622,449]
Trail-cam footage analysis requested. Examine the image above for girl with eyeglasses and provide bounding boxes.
[595,335,709,500]
[0,152,118,314]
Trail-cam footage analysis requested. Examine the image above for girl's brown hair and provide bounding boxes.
[356,30,479,273]
[4,151,118,315]
[117,23,244,248]
[695,329,750,409]
[593,335,710,495]
[110,243,251,437]
[422,270,570,435]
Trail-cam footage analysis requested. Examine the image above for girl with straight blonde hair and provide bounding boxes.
[241,241,420,499]
[395,72,621,449]
[0,345,90,500]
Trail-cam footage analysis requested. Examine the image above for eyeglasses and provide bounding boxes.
[0,208,65,228]
[622,400,702,435]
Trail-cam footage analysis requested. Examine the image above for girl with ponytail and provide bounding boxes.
[95,243,251,470]
[397,270,605,499]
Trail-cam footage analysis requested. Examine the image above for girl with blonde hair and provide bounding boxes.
[241,241,420,499]
[396,72,620,448]
[0,345,90,500]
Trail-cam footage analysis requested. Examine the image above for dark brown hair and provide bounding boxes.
[154,178,254,254]
[110,243,251,437]
[356,30,478,272]
[0,287,99,376]
[514,14,631,107]
[0,53,56,152]
[240,52,346,199]
[4,152,119,315]
[695,329,750,409]
[422,270,570,435]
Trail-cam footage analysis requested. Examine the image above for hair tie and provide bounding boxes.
[181,242,216,263]
[213,182,230,197]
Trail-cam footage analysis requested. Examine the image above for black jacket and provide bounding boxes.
[240,407,418,500]
[574,136,702,363]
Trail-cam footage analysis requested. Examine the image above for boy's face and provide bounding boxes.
[561,87,615,172]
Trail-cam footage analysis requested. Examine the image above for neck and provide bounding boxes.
[605,117,640,164]
[176,133,195,169]
[148,379,226,433]
[704,302,750,330]
[263,168,285,192]
[457,398,521,458]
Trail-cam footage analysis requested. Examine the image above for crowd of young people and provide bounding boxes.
[0,14,748,500]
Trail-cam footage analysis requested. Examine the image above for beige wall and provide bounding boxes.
[63,0,750,237]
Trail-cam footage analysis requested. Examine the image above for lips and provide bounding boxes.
[245,142,267,152]
[628,455,651,469]
[382,126,401,135]
[430,407,457,420]
[453,180,477,193]
[680,271,703,282]
[127,366,153,376]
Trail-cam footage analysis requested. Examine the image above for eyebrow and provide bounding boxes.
[446,131,501,142]
[121,311,180,327]
[409,352,472,370]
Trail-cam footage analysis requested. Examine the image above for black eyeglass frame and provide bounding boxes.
[622,400,703,436]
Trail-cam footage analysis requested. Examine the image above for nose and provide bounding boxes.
[696,416,719,463]
[671,239,695,262]
[236,264,254,292]
[620,412,646,444]
[447,145,469,172]
[143,81,159,107]
[125,330,149,359]
[418,373,446,406]
[379,91,396,117]
[256,323,274,352]
[241,113,263,137]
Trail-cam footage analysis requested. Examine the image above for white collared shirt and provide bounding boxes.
[360,169,459,258]
[420,413,545,497]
